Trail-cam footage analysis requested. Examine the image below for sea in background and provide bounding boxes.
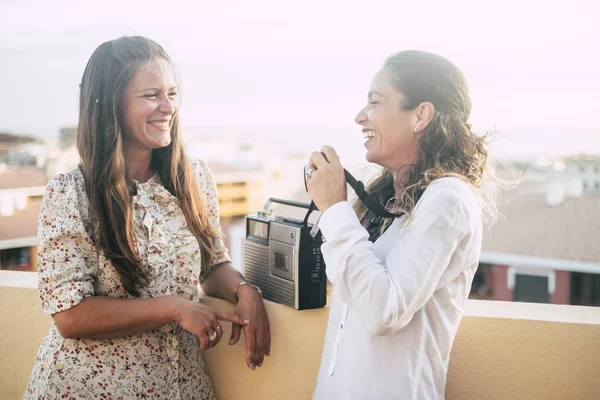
[11,124,599,163]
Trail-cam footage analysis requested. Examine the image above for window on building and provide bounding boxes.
[571,273,600,307]
[514,274,550,303]
[469,263,494,300]
[0,247,32,271]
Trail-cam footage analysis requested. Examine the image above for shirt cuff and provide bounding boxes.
[318,201,356,239]
[318,201,369,284]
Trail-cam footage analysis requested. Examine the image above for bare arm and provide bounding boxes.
[195,161,270,367]
[52,295,179,339]
[201,262,271,369]
[201,262,253,303]
[52,294,248,350]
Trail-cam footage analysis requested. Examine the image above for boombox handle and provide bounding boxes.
[260,198,319,232]
[261,198,311,211]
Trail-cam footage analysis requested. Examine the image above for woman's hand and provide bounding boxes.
[174,297,249,351]
[229,286,271,370]
[307,145,347,212]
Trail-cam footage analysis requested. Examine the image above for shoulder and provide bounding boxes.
[190,159,208,177]
[44,167,87,203]
[423,176,475,199]
[189,159,219,199]
[190,159,214,184]
[39,167,91,230]
[415,177,481,224]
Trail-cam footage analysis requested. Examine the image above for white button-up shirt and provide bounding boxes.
[313,177,482,400]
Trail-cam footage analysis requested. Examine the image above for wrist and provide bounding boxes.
[165,295,183,323]
[234,281,262,303]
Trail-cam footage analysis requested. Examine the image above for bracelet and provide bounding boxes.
[234,281,262,303]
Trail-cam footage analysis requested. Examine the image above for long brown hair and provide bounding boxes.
[77,36,218,296]
[355,50,500,231]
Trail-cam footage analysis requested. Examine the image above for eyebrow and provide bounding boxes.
[137,86,178,92]
[368,91,384,98]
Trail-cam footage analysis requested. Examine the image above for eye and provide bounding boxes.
[168,91,178,98]
[368,100,379,106]
[143,93,158,99]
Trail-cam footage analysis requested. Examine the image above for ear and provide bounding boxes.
[413,102,435,133]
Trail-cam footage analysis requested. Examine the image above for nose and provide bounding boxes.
[159,94,177,115]
[355,105,368,126]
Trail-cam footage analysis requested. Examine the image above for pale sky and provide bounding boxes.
[1,0,599,156]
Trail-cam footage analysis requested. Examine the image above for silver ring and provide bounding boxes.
[305,167,315,180]
[208,330,218,341]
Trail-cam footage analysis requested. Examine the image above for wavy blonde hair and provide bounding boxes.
[354,50,502,232]
[77,36,218,296]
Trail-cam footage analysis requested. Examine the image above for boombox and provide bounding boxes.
[242,198,327,310]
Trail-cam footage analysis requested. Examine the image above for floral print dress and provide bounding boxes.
[24,160,229,400]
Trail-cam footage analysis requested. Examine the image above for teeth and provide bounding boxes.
[363,131,375,139]
[150,121,169,128]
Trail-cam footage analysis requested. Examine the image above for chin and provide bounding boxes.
[157,139,172,149]
[365,150,378,164]
[147,140,170,150]
[365,152,390,170]
[152,134,172,149]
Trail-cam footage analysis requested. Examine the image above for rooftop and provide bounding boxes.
[482,190,600,263]
[0,132,42,145]
[0,166,48,190]
[0,198,41,243]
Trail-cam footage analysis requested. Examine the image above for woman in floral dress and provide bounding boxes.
[25,36,270,399]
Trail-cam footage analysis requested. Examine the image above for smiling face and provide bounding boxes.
[121,58,178,152]
[354,67,422,174]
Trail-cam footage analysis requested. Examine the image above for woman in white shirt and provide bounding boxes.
[306,50,496,399]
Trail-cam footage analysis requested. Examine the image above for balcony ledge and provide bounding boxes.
[2,271,600,399]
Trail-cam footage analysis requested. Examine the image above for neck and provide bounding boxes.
[123,143,154,182]
[390,151,419,192]
[391,162,415,197]
[392,168,412,185]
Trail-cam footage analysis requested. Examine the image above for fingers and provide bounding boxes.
[243,321,271,369]
[208,321,223,349]
[308,146,342,173]
[244,324,257,370]
[265,325,271,357]
[216,310,250,326]
[320,145,342,168]
[198,332,210,351]
[229,323,242,345]
[309,151,328,170]
[254,327,267,368]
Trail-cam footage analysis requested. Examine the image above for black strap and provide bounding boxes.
[308,152,403,220]
[343,169,403,219]
[306,168,402,219]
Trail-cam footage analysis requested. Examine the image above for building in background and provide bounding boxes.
[210,162,265,270]
[0,132,45,166]
[59,127,77,150]
[471,165,600,306]
[0,157,266,273]
[564,155,600,193]
[210,162,264,219]
[0,166,47,271]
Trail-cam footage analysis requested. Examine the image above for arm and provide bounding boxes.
[201,261,259,305]
[194,159,271,368]
[200,263,270,368]
[319,180,474,336]
[53,294,246,345]
[53,295,177,339]
[39,174,246,347]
